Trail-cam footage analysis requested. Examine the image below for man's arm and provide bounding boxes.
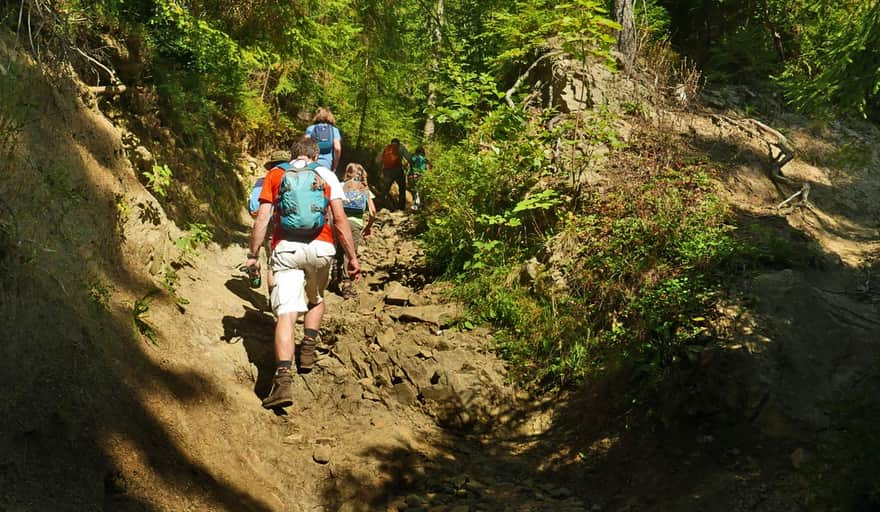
[329,199,361,280]
[246,202,272,270]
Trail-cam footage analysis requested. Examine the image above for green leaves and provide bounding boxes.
[775,0,880,116]
[486,0,617,72]
[143,164,173,197]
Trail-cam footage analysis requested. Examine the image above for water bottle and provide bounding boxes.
[246,265,261,288]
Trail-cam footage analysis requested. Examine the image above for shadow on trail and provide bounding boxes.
[316,363,797,511]
[0,54,274,510]
[224,275,272,315]
[221,304,276,399]
[0,264,276,511]
[318,197,879,510]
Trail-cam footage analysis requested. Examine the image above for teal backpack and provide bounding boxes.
[275,162,328,239]
[411,153,427,173]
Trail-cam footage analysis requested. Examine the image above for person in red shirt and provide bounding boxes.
[380,138,412,211]
[246,136,361,409]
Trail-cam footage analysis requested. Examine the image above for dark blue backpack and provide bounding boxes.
[275,162,328,239]
[313,123,333,154]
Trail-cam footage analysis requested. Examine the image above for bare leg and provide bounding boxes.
[274,312,297,362]
[303,301,325,333]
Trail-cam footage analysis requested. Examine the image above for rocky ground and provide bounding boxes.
[3,35,879,510]
[137,208,597,512]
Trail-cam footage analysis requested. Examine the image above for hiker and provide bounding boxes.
[305,107,342,175]
[380,138,411,211]
[246,136,360,409]
[408,147,429,211]
[335,162,376,299]
[246,150,292,290]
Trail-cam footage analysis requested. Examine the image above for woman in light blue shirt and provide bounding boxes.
[305,107,342,174]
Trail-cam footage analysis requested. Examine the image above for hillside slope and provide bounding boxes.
[2,36,879,511]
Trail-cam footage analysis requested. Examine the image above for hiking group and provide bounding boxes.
[246,107,426,410]
[247,134,360,409]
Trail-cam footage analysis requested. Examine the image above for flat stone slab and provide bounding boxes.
[386,304,463,327]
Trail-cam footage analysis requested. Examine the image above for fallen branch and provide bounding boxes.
[777,182,810,209]
[75,47,118,85]
[505,50,564,109]
[88,84,127,95]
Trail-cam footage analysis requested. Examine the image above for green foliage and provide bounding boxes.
[487,0,617,71]
[160,265,178,292]
[143,164,173,197]
[114,194,131,226]
[651,0,880,116]
[425,121,754,387]
[159,264,189,307]
[132,290,158,344]
[174,222,212,259]
[86,279,112,311]
[421,112,553,274]
[704,24,780,82]
[775,0,880,116]
[431,60,505,136]
[634,0,672,39]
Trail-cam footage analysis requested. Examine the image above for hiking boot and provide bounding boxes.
[298,336,318,372]
[261,370,293,409]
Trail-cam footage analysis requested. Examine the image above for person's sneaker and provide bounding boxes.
[298,336,318,372]
[261,370,293,409]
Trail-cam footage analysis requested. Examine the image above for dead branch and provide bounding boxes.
[88,84,127,95]
[505,50,564,109]
[16,0,120,85]
[777,182,810,209]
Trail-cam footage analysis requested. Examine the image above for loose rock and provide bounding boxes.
[313,446,331,464]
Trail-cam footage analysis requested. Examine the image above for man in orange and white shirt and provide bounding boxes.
[246,136,360,409]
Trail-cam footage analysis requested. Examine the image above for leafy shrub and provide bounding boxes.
[499,154,740,386]
[420,110,554,275]
[143,164,173,197]
[174,222,212,259]
[423,115,755,389]
[132,290,158,344]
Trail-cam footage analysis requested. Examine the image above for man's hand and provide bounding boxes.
[362,226,372,238]
[347,258,362,282]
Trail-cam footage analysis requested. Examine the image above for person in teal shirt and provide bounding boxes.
[408,147,429,210]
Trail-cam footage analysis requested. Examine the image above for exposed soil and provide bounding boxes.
[2,40,879,512]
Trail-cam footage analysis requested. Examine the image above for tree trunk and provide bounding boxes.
[355,55,370,152]
[422,0,443,141]
[613,0,636,74]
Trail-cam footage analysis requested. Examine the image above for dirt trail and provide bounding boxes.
[112,207,592,512]
[0,41,587,511]
[4,42,879,510]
